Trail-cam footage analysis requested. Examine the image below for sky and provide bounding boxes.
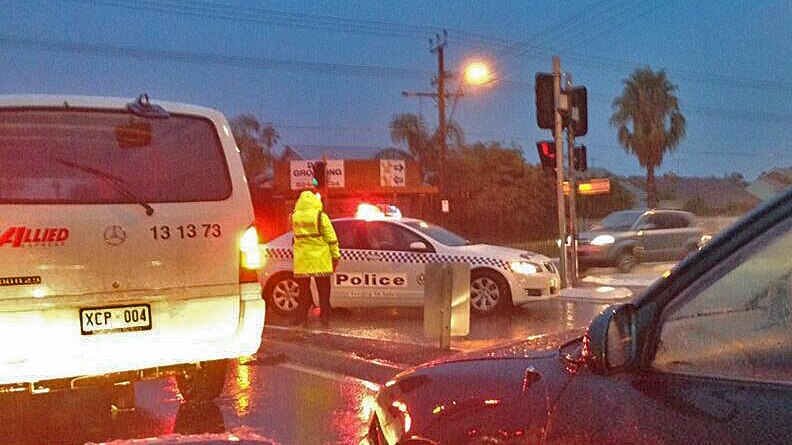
[2,0,791,181]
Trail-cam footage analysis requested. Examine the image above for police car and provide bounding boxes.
[261,204,560,316]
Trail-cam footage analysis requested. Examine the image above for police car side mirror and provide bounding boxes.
[409,241,429,251]
[587,303,637,375]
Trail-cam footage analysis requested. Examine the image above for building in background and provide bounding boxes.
[250,146,437,240]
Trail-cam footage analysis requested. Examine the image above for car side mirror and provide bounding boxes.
[586,303,637,375]
[409,241,429,251]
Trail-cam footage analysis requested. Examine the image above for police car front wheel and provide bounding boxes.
[470,270,511,316]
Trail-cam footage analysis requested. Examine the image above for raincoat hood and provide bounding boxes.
[294,190,322,213]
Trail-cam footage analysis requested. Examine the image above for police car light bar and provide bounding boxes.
[355,203,402,221]
[356,203,385,221]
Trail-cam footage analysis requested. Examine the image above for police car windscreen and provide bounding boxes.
[0,109,232,203]
[403,221,468,246]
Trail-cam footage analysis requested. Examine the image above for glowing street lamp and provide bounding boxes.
[463,61,494,86]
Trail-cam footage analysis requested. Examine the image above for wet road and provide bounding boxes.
[0,268,658,445]
[0,361,376,445]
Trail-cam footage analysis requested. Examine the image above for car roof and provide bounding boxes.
[331,216,425,225]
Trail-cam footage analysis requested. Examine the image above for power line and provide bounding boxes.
[4,34,792,125]
[500,80,792,124]
[0,34,430,79]
[521,0,629,49]
[10,31,786,125]
[556,0,676,52]
[62,0,438,40]
[501,0,648,58]
[57,0,792,94]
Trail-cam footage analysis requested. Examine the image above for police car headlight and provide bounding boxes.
[509,261,540,275]
[590,235,616,246]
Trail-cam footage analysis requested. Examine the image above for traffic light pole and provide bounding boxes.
[565,74,579,286]
[553,56,568,289]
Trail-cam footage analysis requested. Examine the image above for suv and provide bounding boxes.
[0,95,265,406]
[577,209,703,272]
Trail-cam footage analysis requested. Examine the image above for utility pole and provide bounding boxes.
[402,30,462,218]
[432,32,448,192]
[565,73,578,285]
[553,56,568,289]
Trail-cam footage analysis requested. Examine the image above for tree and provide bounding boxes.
[230,114,279,182]
[443,142,556,241]
[388,112,464,184]
[610,67,686,208]
[389,113,431,164]
[727,172,748,187]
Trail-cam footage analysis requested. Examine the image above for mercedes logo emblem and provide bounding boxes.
[103,225,127,246]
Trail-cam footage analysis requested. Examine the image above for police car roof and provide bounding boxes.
[333,216,425,225]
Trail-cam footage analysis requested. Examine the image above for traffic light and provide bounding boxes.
[312,161,326,188]
[536,140,556,170]
[574,145,587,171]
[535,72,554,129]
[570,86,588,137]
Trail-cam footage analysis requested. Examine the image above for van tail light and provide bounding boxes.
[239,225,264,283]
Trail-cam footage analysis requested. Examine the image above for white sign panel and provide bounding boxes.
[380,159,406,187]
[290,160,345,190]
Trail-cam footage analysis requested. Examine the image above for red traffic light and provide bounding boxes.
[536,140,556,170]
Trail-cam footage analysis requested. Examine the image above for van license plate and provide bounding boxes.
[80,304,152,335]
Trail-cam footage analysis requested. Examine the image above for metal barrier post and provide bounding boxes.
[424,263,470,349]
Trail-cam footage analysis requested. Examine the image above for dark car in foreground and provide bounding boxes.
[577,209,703,272]
[363,187,792,444]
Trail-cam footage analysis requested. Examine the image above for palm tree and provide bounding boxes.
[389,113,431,161]
[230,114,279,182]
[610,67,686,207]
[388,112,465,183]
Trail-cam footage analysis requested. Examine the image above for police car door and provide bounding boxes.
[328,220,367,306]
[338,221,425,307]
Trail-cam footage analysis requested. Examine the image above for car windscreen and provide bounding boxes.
[403,220,467,246]
[0,108,232,204]
[600,211,643,230]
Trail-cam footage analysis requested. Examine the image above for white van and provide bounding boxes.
[0,94,265,405]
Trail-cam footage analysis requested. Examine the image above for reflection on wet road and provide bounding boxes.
[0,294,633,445]
[266,299,612,352]
[0,361,375,445]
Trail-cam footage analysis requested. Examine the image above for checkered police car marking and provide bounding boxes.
[264,247,509,270]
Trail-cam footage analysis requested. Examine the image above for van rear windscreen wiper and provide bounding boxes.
[55,158,154,216]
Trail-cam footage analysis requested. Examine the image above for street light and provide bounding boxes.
[462,60,495,87]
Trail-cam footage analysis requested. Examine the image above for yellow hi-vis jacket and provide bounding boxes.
[291,190,340,277]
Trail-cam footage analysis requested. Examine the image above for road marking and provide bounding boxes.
[266,324,455,351]
[581,275,657,287]
[278,362,382,392]
[263,338,406,370]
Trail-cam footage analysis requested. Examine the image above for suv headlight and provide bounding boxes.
[590,235,615,246]
[509,261,540,275]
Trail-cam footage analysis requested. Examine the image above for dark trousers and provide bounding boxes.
[294,275,332,321]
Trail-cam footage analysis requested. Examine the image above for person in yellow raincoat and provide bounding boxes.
[290,189,340,325]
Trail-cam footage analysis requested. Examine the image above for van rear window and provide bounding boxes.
[0,108,232,204]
